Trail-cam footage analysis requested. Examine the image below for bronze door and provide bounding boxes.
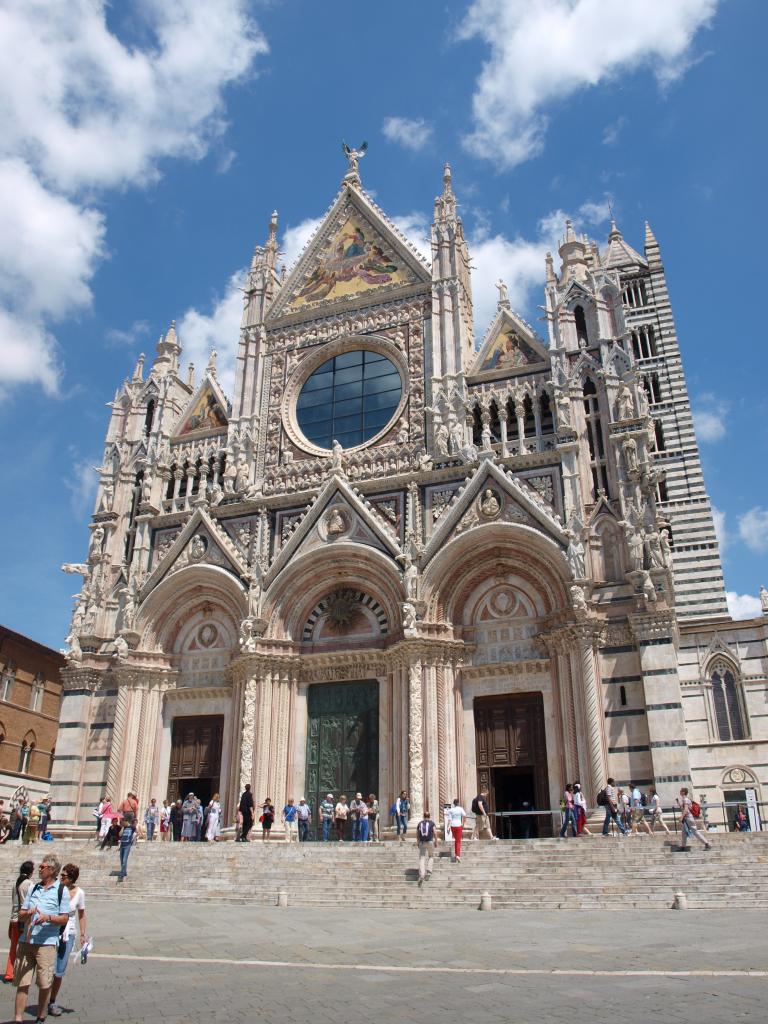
[305,680,379,823]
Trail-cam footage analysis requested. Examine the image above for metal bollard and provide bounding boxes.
[479,892,492,912]
[277,890,288,908]
[672,891,687,911]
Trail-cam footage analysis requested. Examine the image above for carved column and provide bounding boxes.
[239,673,259,798]
[573,623,607,798]
[408,658,424,822]
[423,662,439,815]
[271,668,292,811]
[253,670,274,801]
[435,662,448,809]
[105,684,129,802]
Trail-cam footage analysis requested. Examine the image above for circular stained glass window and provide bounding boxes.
[296,349,402,450]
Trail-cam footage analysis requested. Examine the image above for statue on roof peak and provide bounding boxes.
[342,140,368,185]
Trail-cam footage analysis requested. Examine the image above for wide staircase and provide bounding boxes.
[1,834,765,911]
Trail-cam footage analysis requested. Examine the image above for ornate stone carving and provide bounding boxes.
[239,676,258,794]
[408,661,424,820]
[479,488,502,519]
[402,602,418,636]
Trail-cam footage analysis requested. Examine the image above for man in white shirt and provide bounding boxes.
[630,784,651,835]
[448,799,466,862]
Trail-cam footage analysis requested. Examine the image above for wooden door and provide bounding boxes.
[474,693,549,811]
[168,715,223,785]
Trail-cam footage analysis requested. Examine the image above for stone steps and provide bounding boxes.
[3,835,762,911]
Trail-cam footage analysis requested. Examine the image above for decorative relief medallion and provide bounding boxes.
[479,488,502,520]
[197,623,218,648]
[189,534,208,561]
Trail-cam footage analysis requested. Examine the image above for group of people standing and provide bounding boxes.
[5,854,87,1021]
[0,797,53,845]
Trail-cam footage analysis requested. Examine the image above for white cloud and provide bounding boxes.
[282,217,324,273]
[0,0,267,395]
[726,591,762,620]
[738,507,768,554]
[602,116,628,146]
[457,0,719,168]
[63,454,99,518]
[105,320,151,348]
[177,270,245,398]
[692,394,727,442]
[470,199,610,336]
[712,505,727,555]
[392,213,432,263]
[382,116,433,152]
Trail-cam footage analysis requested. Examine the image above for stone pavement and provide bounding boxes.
[2,903,766,1023]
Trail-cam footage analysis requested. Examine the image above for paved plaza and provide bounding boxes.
[2,902,765,1023]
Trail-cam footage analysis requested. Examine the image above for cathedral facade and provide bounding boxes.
[51,157,768,832]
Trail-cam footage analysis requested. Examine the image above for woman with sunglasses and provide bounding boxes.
[47,864,85,1018]
[4,860,33,982]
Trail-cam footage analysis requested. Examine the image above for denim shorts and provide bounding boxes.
[55,933,76,977]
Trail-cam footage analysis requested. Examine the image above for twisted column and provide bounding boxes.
[408,659,424,822]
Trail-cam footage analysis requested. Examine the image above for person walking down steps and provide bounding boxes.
[417,810,437,888]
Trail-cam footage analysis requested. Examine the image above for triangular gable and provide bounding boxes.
[422,459,568,568]
[587,494,618,526]
[266,473,402,586]
[470,308,549,378]
[569,349,601,383]
[556,279,594,312]
[173,375,229,439]
[140,507,249,600]
[700,633,739,672]
[268,186,431,320]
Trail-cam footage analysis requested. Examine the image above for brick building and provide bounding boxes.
[0,626,63,803]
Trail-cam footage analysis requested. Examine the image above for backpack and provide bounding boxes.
[690,800,701,818]
[389,803,398,816]
[640,792,648,807]
[418,819,434,842]
[596,788,608,807]
[471,797,481,814]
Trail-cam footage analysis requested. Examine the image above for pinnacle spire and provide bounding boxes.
[132,353,145,383]
[153,320,181,375]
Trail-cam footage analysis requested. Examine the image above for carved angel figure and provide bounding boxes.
[342,140,368,178]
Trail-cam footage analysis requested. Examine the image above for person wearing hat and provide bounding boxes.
[319,793,335,842]
[416,809,437,887]
[296,798,311,842]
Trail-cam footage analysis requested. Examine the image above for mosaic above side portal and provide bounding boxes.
[480,330,543,373]
[177,383,228,436]
[287,213,414,310]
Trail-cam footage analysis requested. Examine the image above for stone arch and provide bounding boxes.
[721,765,758,791]
[422,523,570,626]
[137,564,247,653]
[265,544,402,644]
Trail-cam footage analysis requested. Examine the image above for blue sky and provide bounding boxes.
[0,0,765,648]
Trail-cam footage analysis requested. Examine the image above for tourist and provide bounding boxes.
[395,790,409,842]
[95,795,107,837]
[238,784,255,842]
[195,797,204,841]
[170,799,183,842]
[206,793,222,841]
[261,798,275,840]
[4,860,33,983]
[143,798,159,841]
[180,794,197,842]
[416,810,437,887]
[733,804,749,831]
[601,778,628,836]
[677,787,711,851]
[23,803,39,845]
[118,812,138,878]
[47,863,86,1017]
[99,817,121,850]
[0,806,10,844]
[13,853,70,1024]
[442,803,452,843]
[118,792,138,819]
[296,798,311,842]
[630,784,652,836]
[518,800,534,840]
[8,803,21,843]
[37,798,52,840]
[97,797,115,843]
[573,783,591,836]
[319,793,335,842]
[350,793,368,842]
[334,795,349,841]
[648,787,669,835]
[367,794,380,843]
[448,799,466,861]
[159,800,171,841]
[282,798,298,842]
[617,788,632,833]
[559,784,579,838]
[471,790,495,840]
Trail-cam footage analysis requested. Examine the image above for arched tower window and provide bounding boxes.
[471,406,483,447]
[582,379,609,498]
[19,731,36,774]
[711,661,747,742]
[29,673,44,713]
[144,398,156,437]
[0,662,16,704]
[574,305,589,345]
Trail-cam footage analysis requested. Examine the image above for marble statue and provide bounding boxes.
[113,634,129,661]
[495,279,509,304]
[331,440,343,470]
[617,381,635,420]
[434,424,449,456]
[342,140,368,179]
[88,525,104,562]
[570,584,588,612]
[760,585,768,614]
[326,508,346,536]
[659,528,672,568]
[98,481,114,513]
[566,533,586,579]
[640,570,657,603]
[402,602,417,634]
[621,521,644,572]
[646,530,665,569]
[481,489,501,518]
[622,436,638,473]
[234,454,249,493]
